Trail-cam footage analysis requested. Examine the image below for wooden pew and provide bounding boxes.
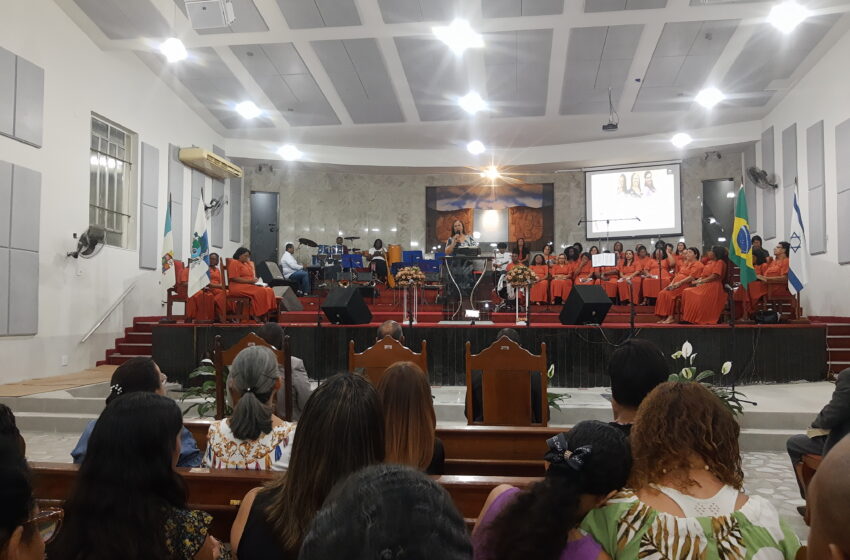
[30,462,539,539]
[184,420,560,477]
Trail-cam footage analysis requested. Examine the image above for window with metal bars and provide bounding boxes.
[89,114,136,248]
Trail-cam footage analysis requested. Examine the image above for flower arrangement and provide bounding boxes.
[667,341,746,415]
[395,266,426,286]
[506,264,538,287]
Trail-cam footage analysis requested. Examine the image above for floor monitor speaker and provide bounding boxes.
[321,286,373,325]
[559,285,612,325]
[274,286,303,312]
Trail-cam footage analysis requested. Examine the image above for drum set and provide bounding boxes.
[298,235,367,289]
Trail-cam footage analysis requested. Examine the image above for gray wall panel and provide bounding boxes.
[211,145,225,249]
[8,249,38,335]
[172,202,183,260]
[837,118,850,194]
[761,127,776,239]
[807,121,825,189]
[743,144,757,231]
[782,124,797,237]
[229,178,241,243]
[10,165,40,252]
[809,185,827,255]
[140,142,159,208]
[0,48,14,138]
[0,161,11,248]
[139,204,158,270]
[13,56,44,147]
[838,190,850,264]
[191,170,204,227]
[168,144,184,203]
[0,248,7,335]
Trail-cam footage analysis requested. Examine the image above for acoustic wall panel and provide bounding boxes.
[211,145,225,249]
[8,249,38,335]
[139,142,159,270]
[743,144,757,231]
[0,249,7,335]
[0,48,14,138]
[172,202,183,260]
[229,178,242,243]
[761,127,776,239]
[839,190,850,264]
[837,118,850,194]
[807,121,826,255]
[13,57,44,147]
[0,161,11,248]
[10,166,41,253]
[168,144,184,203]
[782,124,797,237]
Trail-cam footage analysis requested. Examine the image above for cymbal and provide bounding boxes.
[298,237,318,248]
[343,236,360,241]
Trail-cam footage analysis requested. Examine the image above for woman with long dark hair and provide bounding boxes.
[617,250,642,303]
[50,393,226,559]
[473,421,631,560]
[612,241,624,259]
[230,373,384,559]
[549,253,573,304]
[515,238,530,265]
[564,245,580,262]
[655,247,703,323]
[228,247,277,319]
[680,245,730,324]
[445,220,477,255]
[641,247,673,303]
[366,238,388,282]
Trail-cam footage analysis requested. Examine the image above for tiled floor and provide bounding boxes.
[22,430,809,541]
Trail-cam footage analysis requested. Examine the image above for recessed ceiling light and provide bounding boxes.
[459,92,488,115]
[695,87,725,109]
[718,237,727,242]
[671,133,693,148]
[159,37,188,63]
[768,1,810,33]
[726,191,736,199]
[277,144,302,161]
[235,101,262,119]
[480,165,501,180]
[432,19,484,55]
[467,140,486,154]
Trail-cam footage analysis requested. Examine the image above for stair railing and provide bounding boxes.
[81,281,138,344]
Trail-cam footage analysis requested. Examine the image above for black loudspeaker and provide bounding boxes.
[321,287,373,325]
[559,285,612,325]
[274,286,303,312]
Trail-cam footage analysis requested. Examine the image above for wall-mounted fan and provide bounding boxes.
[747,166,778,189]
[67,226,105,258]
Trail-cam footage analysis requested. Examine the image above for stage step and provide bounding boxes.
[116,342,153,355]
[827,324,850,336]
[105,353,151,366]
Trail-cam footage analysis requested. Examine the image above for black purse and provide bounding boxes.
[754,309,780,324]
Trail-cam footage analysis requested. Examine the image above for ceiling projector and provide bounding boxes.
[184,0,236,29]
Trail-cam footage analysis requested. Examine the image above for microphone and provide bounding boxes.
[577,217,582,226]
[634,216,641,222]
[724,284,733,293]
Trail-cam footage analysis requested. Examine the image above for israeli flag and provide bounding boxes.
[788,189,809,295]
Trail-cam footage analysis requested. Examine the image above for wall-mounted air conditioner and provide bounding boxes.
[179,148,243,180]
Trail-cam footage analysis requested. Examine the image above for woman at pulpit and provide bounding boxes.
[444,220,478,297]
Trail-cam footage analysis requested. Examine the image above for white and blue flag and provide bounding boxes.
[188,194,210,298]
[788,188,809,295]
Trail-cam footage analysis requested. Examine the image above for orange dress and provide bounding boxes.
[681,260,728,325]
[226,259,277,317]
[186,267,226,322]
[655,260,704,318]
[598,266,620,299]
[747,259,790,308]
[573,261,594,286]
[550,263,574,302]
[617,262,643,303]
[642,258,673,299]
[530,264,550,303]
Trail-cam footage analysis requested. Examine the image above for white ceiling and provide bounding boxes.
[57,0,850,152]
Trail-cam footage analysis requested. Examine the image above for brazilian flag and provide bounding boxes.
[730,186,756,288]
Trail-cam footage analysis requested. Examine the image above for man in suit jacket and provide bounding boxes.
[254,322,313,421]
[787,367,850,497]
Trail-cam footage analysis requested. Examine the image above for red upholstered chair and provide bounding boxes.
[221,259,251,323]
[166,261,188,320]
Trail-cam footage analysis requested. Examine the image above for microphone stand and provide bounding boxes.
[626,278,636,338]
[724,282,757,408]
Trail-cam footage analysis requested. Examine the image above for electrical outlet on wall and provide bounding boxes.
[61,355,69,366]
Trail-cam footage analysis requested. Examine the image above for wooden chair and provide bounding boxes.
[213,332,293,421]
[221,258,251,323]
[760,280,802,321]
[166,261,188,320]
[465,336,548,427]
[348,335,428,385]
[792,452,822,526]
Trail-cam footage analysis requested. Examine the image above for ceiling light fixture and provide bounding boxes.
[768,0,810,33]
[277,144,302,161]
[480,165,501,180]
[671,133,693,148]
[432,19,484,55]
[235,101,262,119]
[695,87,725,109]
[459,92,488,115]
[467,140,486,154]
[159,37,188,63]
[726,191,736,199]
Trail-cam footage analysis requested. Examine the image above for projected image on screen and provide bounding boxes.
[585,164,682,239]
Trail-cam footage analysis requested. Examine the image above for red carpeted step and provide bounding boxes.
[828,324,850,336]
[106,354,150,366]
[125,331,152,342]
[828,350,850,362]
[827,336,850,348]
[132,321,160,333]
[117,342,153,355]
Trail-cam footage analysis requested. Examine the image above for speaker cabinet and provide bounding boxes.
[559,285,612,325]
[274,286,303,312]
[321,287,373,325]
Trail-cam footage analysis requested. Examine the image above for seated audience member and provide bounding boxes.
[227,247,278,318]
[204,346,295,470]
[680,245,730,325]
[378,362,445,475]
[0,404,25,456]
[300,465,471,560]
[230,373,384,559]
[50,393,227,560]
[606,338,669,436]
[376,319,404,343]
[71,357,201,467]
[582,382,800,559]
[186,252,226,322]
[787,367,850,498]
[255,322,312,421]
[465,328,543,424]
[473,421,631,560]
[806,436,850,560]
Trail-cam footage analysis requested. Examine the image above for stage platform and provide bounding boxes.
[152,292,828,387]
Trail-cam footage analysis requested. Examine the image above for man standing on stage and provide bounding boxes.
[280,243,311,296]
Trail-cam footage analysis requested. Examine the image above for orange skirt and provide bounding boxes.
[550,278,572,302]
[655,283,688,317]
[530,280,549,303]
[643,276,671,299]
[228,283,277,316]
[681,281,726,325]
[618,277,642,303]
[599,279,619,299]
[186,288,226,321]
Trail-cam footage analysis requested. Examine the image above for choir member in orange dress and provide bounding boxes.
[634,244,650,268]
[529,254,550,305]
[227,247,277,320]
[617,250,643,303]
[612,241,624,260]
[598,251,620,300]
[541,243,556,265]
[680,245,730,325]
[549,254,574,304]
[747,241,791,311]
[656,247,703,323]
[573,252,595,286]
[186,253,226,323]
[641,248,673,302]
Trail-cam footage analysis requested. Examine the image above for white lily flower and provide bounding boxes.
[681,367,693,379]
[681,341,693,358]
[690,353,697,364]
[721,361,733,375]
[672,351,683,359]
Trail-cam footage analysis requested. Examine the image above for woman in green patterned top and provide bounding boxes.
[581,382,800,559]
